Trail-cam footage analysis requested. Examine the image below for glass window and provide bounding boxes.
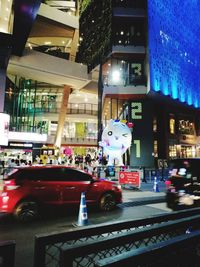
[169,116,175,134]
[153,117,157,132]
[154,140,158,157]
[169,145,177,158]
[62,168,92,181]
[179,119,195,135]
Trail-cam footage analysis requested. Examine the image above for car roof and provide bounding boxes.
[13,165,80,171]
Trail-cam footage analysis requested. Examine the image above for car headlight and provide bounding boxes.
[112,184,121,190]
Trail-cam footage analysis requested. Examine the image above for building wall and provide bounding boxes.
[148,0,200,108]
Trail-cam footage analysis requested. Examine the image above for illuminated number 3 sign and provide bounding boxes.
[131,102,142,158]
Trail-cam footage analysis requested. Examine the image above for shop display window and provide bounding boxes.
[179,120,195,135]
[169,145,177,158]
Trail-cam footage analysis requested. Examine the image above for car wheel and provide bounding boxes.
[14,201,38,222]
[99,193,116,211]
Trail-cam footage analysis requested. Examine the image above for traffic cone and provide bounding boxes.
[76,192,89,226]
[153,177,159,192]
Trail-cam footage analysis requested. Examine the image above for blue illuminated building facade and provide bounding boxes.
[78,0,200,167]
[148,0,200,108]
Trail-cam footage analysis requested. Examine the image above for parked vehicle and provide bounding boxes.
[166,158,200,210]
[0,165,122,222]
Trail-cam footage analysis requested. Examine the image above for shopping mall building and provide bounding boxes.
[0,0,200,167]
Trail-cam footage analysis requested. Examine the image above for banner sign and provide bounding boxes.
[119,171,140,188]
[0,113,10,146]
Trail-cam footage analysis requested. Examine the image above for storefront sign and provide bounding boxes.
[0,113,10,146]
[9,142,33,148]
[179,134,197,145]
[119,171,140,188]
[9,132,47,143]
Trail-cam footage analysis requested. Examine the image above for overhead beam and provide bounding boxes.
[12,0,42,56]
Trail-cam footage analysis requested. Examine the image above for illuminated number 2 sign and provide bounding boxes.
[131,102,143,158]
[131,102,142,119]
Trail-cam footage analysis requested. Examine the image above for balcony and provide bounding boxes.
[26,102,98,116]
[103,71,147,87]
[32,45,70,60]
[112,0,146,9]
[47,136,97,146]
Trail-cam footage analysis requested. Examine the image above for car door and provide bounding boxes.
[61,168,97,204]
[29,168,62,205]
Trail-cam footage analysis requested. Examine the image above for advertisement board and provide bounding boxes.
[0,113,10,146]
[119,171,140,188]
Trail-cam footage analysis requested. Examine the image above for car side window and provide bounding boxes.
[37,168,65,181]
[61,168,92,182]
[16,169,38,180]
[26,168,58,181]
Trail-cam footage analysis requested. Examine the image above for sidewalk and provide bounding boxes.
[122,181,166,204]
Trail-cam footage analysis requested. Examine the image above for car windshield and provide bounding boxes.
[3,168,19,179]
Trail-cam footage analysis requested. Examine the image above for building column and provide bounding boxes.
[0,32,12,112]
[0,69,6,112]
[69,29,79,62]
[157,105,168,159]
[54,85,71,148]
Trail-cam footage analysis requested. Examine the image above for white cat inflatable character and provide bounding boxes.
[99,119,132,166]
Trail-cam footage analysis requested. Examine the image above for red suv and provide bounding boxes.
[0,165,122,222]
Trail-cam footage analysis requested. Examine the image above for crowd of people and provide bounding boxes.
[0,153,110,177]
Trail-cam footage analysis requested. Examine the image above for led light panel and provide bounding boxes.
[148,0,200,108]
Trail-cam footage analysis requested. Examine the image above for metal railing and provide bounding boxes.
[103,74,146,87]
[112,0,146,9]
[96,166,169,182]
[26,102,98,115]
[95,230,200,267]
[33,46,70,60]
[59,215,200,267]
[0,240,15,267]
[33,208,200,267]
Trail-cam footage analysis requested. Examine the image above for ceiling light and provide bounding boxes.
[120,31,124,35]
[112,70,120,82]
[44,41,52,45]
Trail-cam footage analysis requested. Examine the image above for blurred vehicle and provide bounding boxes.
[166,158,200,210]
[0,166,122,222]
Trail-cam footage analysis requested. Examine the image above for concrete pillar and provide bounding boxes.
[0,69,6,112]
[69,29,79,62]
[54,85,71,148]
